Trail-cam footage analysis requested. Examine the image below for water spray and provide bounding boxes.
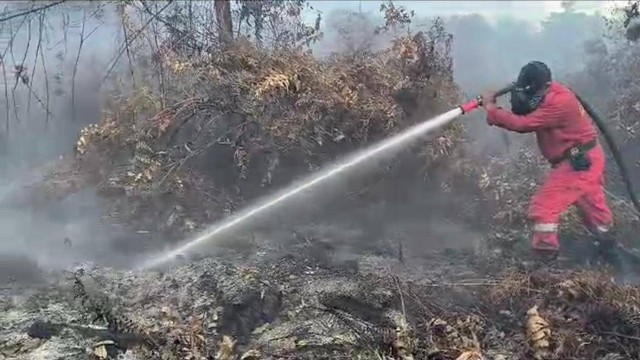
[138,92,504,270]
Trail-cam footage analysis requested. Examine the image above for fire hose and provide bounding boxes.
[575,93,640,217]
[457,84,640,217]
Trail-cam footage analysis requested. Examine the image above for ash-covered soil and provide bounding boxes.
[2,232,640,360]
[0,234,478,360]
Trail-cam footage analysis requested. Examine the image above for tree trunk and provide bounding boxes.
[214,0,233,45]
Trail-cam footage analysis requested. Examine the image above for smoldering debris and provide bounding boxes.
[2,250,640,360]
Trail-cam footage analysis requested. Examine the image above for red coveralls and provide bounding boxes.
[485,82,613,251]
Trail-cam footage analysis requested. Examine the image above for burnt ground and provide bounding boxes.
[2,217,640,360]
[0,230,479,359]
[2,163,640,360]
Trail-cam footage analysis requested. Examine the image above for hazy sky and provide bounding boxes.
[307,1,623,24]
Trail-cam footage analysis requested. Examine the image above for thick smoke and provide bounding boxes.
[0,3,127,272]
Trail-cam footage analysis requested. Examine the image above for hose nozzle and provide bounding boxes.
[458,83,516,115]
[459,96,483,114]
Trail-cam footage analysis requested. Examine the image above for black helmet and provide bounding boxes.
[510,61,552,115]
[515,61,552,93]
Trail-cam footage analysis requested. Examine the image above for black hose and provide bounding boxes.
[574,93,640,216]
[495,82,516,98]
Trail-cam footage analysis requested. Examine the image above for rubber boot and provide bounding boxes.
[589,229,631,282]
[534,249,559,266]
[520,249,559,272]
[529,231,560,269]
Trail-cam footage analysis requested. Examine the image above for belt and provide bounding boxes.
[550,139,597,166]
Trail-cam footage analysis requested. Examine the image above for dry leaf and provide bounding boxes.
[92,345,108,359]
[600,353,624,360]
[559,280,581,300]
[216,335,236,360]
[241,349,262,359]
[456,350,484,360]
[526,306,551,360]
[91,340,115,359]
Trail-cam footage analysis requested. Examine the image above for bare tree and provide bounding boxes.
[214,0,232,45]
[71,8,101,122]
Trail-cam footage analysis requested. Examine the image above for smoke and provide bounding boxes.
[0,3,127,274]
[0,1,618,277]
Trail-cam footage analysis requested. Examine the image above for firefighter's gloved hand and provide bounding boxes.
[481,91,497,106]
[482,90,499,127]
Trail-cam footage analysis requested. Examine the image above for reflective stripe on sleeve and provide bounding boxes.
[533,223,558,232]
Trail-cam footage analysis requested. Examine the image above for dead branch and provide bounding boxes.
[71,10,86,122]
[71,8,103,122]
[12,17,32,123]
[157,133,232,189]
[3,12,54,123]
[0,1,66,23]
[27,10,45,116]
[1,38,9,134]
[151,2,167,105]
[119,8,136,90]
[62,12,69,58]
[39,34,50,128]
[100,1,174,87]
[136,1,210,51]
[1,14,28,131]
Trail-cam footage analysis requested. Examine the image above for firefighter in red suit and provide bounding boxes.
[482,61,617,263]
